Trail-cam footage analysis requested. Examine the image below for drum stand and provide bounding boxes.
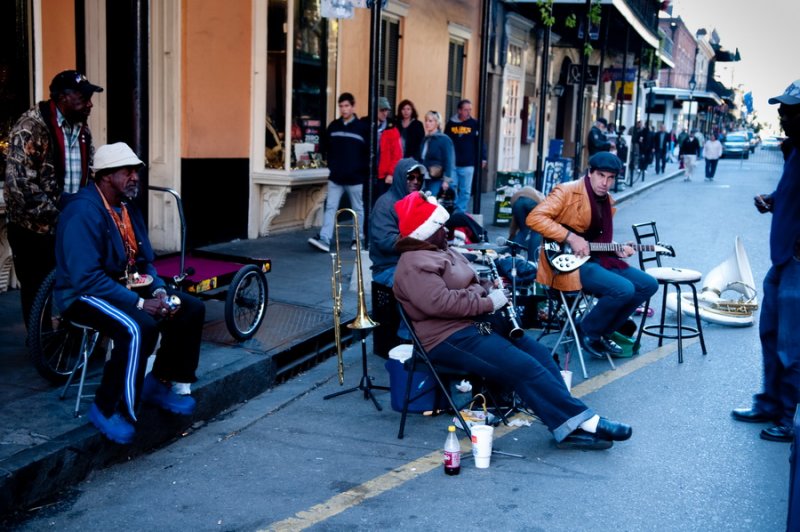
[323,328,389,411]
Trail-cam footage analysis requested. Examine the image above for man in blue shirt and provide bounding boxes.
[732,79,800,442]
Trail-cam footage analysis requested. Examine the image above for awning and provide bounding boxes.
[651,87,723,106]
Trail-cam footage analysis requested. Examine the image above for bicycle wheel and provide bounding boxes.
[27,270,83,384]
[224,264,268,341]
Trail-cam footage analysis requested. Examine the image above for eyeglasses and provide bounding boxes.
[407,173,424,182]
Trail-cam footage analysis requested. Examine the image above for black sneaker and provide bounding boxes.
[599,336,623,356]
[308,236,330,253]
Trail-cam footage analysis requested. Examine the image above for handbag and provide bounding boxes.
[427,164,443,179]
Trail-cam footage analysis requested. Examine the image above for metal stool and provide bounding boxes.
[632,222,707,362]
[60,322,101,417]
[539,289,615,380]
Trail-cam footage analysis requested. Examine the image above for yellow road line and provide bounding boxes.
[264,339,694,532]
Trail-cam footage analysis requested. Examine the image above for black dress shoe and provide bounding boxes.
[731,407,775,424]
[580,336,610,359]
[555,429,613,450]
[599,336,623,356]
[761,425,794,442]
[595,417,633,441]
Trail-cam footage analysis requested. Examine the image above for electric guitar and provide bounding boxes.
[544,238,674,272]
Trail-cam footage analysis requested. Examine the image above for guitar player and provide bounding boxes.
[527,152,658,359]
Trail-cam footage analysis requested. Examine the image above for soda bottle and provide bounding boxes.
[444,425,461,476]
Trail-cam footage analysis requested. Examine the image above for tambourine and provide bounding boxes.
[126,273,154,289]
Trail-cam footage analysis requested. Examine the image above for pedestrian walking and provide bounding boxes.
[418,110,454,198]
[704,133,723,179]
[444,99,486,212]
[395,99,425,159]
[731,79,800,443]
[653,123,669,175]
[680,130,701,181]
[3,70,102,327]
[308,92,369,253]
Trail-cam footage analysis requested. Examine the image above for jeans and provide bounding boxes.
[578,261,659,340]
[453,166,475,212]
[319,181,364,244]
[705,158,719,178]
[424,178,443,198]
[755,260,800,427]
[429,327,594,442]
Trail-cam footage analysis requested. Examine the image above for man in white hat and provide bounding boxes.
[732,80,800,443]
[54,142,205,444]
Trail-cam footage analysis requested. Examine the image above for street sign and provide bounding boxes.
[567,64,599,86]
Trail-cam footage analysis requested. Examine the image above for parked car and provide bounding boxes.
[745,129,759,153]
[762,135,785,150]
[722,132,750,159]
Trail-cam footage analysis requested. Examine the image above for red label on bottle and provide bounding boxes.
[444,450,461,468]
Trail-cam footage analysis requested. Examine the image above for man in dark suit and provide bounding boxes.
[653,123,669,175]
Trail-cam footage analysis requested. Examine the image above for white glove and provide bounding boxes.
[488,289,508,312]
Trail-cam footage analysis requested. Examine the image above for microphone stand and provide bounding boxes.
[509,242,518,310]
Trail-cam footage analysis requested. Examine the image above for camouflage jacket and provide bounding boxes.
[3,102,93,234]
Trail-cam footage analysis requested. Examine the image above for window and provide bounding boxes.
[446,39,465,121]
[265,0,336,170]
[379,17,400,111]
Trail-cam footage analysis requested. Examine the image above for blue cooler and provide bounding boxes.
[385,358,438,413]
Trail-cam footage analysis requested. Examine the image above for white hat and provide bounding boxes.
[91,142,144,173]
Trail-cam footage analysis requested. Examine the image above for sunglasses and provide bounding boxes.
[407,172,424,182]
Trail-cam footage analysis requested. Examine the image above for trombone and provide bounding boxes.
[330,208,378,385]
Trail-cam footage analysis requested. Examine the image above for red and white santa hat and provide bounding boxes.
[394,192,450,241]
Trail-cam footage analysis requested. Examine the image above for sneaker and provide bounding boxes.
[308,236,330,253]
[88,403,135,444]
[172,382,192,395]
[142,373,196,415]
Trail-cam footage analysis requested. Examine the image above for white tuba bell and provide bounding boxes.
[667,236,758,327]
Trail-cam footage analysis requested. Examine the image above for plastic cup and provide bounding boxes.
[561,370,573,392]
[471,424,494,468]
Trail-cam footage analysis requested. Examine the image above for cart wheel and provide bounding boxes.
[225,264,268,341]
[27,271,84,384]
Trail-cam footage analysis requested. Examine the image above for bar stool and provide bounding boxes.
[632,221,707,363]
[60,322,102,417]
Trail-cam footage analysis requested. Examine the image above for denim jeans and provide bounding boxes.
[429,327,594,442]
[755,260,800,427]
[705,159,719,178]
[424,178,443,198]
[578,261,659,340]
[453,166,475,212]
[319,181,364,244]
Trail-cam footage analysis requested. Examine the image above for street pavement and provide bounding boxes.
[2,152,793,530]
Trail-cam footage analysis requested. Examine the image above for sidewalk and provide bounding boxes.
[0,162,682,515]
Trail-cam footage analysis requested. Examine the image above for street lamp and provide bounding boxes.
[688,75,696,131]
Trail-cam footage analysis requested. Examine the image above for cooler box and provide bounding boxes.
[385,358,438,413]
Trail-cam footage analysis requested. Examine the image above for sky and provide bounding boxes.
[672,0,800,133]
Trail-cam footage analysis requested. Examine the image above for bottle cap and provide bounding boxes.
[448,425,456,432]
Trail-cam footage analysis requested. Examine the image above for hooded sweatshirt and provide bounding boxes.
[369,158,422,274]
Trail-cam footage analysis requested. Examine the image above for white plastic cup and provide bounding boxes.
[561,370,573,392]
[471,424,494,468]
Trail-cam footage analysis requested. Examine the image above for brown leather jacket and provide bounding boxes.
[526,178,616,291]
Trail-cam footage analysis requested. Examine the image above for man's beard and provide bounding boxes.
[124,185,140,200]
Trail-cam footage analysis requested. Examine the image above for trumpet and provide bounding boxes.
[330,208,378,385]
[484,254,525,339]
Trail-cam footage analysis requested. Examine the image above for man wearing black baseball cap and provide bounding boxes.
[3,70,103,327]
[732,79,800,443]
[528,151,658,360]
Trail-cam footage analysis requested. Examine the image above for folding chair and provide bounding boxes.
[632,221,707,363]
[396,306,475,440]
[59,322,102,417]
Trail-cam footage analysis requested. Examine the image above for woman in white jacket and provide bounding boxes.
[704,133,724,179]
